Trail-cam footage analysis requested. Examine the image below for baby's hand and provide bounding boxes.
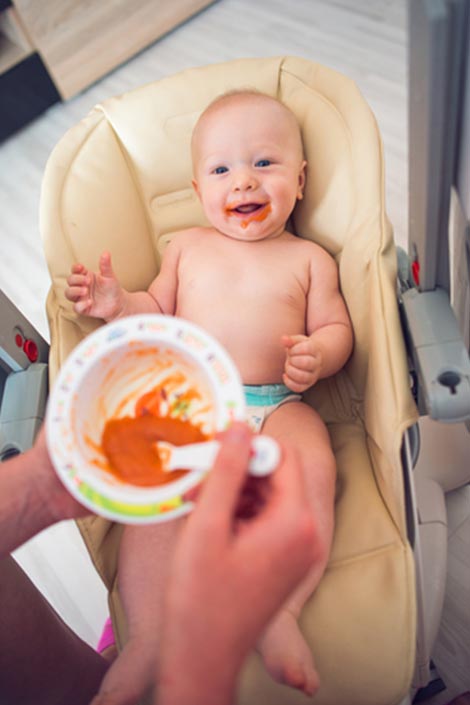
[65,251,124,321]
[281,334,323,393]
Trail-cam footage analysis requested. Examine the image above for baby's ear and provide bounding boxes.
[297,160,307,200]
[192,179,200,198]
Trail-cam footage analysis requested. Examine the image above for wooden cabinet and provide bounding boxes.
[0,0,215,140]
[0,2,33,75]
[0,2,60,141]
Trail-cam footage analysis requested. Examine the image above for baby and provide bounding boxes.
[66,90,353,696]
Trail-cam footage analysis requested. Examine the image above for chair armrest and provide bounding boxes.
[400,287,470,422]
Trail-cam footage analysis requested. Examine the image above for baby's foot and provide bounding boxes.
[257,609,319,697]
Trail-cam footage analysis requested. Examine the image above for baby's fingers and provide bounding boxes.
[282,375,309,394]
[286,354,317,372]
[65,271,91,302]
[65,286,89,302]
[74,298,93,315]
[287,341,314,358]
[70,262,87,275]
[66,271,89,287]
[283,365,312,388]
[99,251,115,279]
[286,364,312,384]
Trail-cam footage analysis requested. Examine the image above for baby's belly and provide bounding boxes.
[177,301,305,384]
[227,343,287,384]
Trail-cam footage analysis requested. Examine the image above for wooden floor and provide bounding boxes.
[1,0,469,702]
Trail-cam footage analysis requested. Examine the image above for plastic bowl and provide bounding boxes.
[46,315,246,523]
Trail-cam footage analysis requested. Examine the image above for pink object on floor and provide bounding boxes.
[97,616,115,653]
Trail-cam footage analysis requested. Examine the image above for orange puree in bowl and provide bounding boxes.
[102,415,208,487]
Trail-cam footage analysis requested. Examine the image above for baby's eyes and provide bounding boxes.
[211,160,271,173]
[212,166,228,175]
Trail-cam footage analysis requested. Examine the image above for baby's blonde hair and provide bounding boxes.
[191,89,304,160]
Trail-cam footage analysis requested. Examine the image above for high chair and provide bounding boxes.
[40,56,419,705]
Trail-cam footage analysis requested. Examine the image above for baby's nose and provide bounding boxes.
[233,168,258,191]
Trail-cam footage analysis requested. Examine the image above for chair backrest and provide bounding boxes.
[40,56,420,704]
[41,55,418,537]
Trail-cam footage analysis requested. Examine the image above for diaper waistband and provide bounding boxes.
[244,383,294,406]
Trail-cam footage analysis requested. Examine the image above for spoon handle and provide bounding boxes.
[166,435,280,477]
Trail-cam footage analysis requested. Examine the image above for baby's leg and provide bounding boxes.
[112,519,184,694]
[258,401,336,696]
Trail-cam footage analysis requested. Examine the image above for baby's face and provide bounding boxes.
[192,96,306,242]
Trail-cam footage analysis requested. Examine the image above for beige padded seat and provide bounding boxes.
[40,56,419,705]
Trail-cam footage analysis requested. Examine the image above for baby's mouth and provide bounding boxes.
[233,203,263,214]
[224,201,272,229]
[226,202,267,216]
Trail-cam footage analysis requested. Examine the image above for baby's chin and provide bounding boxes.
[218,226,279,242]
[222,219,289,241]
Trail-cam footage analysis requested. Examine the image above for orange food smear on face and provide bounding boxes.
[224,203,272,229]
[102,415,208,487]
[241,202,271,229]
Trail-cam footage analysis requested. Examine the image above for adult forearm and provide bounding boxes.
[0,448,57,556]
[158,658,237,705]
[158,601,241,705]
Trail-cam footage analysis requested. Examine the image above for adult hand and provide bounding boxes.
[89,423,318,705]
[65,251,125,321]
[158,422,319,705]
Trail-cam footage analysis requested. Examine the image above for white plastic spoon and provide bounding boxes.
[158,434,280,477]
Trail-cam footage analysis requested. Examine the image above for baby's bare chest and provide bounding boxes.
[177,241,309,307]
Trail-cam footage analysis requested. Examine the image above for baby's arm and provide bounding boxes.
[283,247,353,392]
[65,239,181,322]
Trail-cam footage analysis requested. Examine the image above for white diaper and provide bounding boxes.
[244,383,301,432]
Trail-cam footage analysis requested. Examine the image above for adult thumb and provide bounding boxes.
[191,422,253,526]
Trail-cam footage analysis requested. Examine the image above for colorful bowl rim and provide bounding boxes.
[46,314,246,522]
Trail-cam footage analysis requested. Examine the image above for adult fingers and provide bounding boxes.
[258,441,306,513]
[182,474,265,518]
[189,422,253,532]
[236,441,305,529]
[245,441,318,561]
[233,476,268,521]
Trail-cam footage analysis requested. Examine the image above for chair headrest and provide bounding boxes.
[94,55,384,257]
